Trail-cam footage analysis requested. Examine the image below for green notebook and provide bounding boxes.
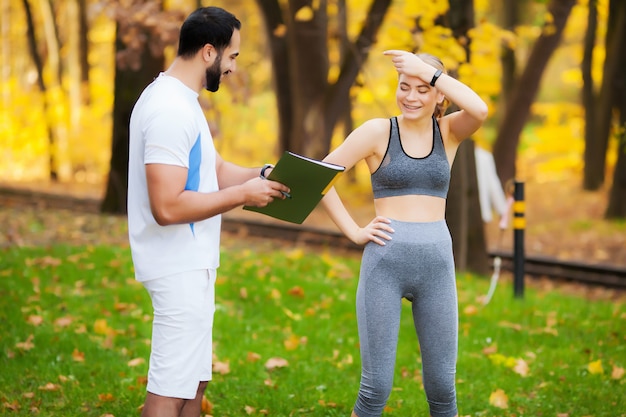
[244,151,345,224]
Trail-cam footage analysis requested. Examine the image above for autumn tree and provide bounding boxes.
[603,0,626,218]
[584,0,617,192]
[22,0,59,181]
[101,1,183,214]
[255,0,392,159]
[492,0,576,185]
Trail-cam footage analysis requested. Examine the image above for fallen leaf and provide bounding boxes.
[265,357,289,370]
[269,288,281,300]
[54,316,73,328]
[489,388,509,409]
[213,361,230,375]
[482,344,498,355]
[247,352,261,362]
[3,400,19,411]
[463,304,478,315]
[498,321,523,331]
[611,365,624,380]
[72,348,85,362]
[287,286,305,298]
[284,334,300,351]
[588,359,604,374]
[513,358,530,377]
[201,396,213,413]
[98,393,115,402]
[240,287,248,299]
[128,357,145,367]
[94,319,111,335]
[16,334,35,351]
[244,405,256,415]
[38,382,60,391]
[27,315,43,326]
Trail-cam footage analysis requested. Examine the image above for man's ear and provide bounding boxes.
[202,43,215,63]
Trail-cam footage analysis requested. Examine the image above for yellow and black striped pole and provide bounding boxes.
[513,181,525,298]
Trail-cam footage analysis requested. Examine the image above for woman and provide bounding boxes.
[321,50,488,417]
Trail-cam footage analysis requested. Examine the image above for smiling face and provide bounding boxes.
[396,74,442,120]
[204,29,240,92]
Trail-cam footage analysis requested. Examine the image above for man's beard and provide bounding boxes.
[205,54,223,92]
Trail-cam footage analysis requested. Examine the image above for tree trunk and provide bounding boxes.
[582,0,598,189]
[604,2,626,218]
[286,0,329,158]
[499,0,521,112]
[446,140,490,275]
[101,22,164,214]
[22,0,58,181]
[78,0,91,104]
[438,0,489,275]
[585,0,626,190]
[320,0,391,158]
[492,0,576,185]
[255,0,293,154]
[257,0,391,159]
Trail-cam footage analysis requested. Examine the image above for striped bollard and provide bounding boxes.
[513,181,525,298]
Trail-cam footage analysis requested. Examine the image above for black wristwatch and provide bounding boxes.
[260,163,274,179]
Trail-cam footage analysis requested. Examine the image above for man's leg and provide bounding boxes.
[141,392,184,417]
[180,381,208,417]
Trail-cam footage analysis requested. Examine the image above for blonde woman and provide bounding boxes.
[321,50,488,417]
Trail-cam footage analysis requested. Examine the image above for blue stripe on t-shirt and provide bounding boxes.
[185,133,202,235]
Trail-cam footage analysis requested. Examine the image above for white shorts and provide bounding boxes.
[142,268,216,399]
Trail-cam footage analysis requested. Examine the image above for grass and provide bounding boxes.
[1,243,625,417]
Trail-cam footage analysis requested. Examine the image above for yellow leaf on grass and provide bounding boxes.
[489,388,509,408]
[269,288,281,300]
[284,334,300,351]
[588,359,604,374]
[245,405,256,415]
[247,352,261,362]
[94,319,111,335]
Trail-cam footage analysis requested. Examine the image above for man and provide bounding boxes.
[127,7,289,417]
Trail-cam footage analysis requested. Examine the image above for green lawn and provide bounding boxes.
[1,244,624,416]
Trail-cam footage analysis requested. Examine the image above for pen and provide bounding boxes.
[260,169,291,199]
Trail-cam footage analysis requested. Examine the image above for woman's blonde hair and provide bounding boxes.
[416,53,449,118]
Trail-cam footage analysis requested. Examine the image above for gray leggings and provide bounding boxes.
[353,219,458,417]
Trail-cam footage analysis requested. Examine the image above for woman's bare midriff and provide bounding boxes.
[374,195,447,222]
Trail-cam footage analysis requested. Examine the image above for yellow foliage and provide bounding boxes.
[0,0,613,192]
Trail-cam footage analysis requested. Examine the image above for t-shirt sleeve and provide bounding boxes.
[143,105,198,168]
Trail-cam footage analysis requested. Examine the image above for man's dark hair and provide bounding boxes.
[177,7,241,58]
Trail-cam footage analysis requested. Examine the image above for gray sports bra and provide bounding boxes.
[371,116,450,199]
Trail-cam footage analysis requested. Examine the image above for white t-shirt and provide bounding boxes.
[128,73,221,282]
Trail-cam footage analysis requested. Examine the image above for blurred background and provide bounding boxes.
[1,0,624,266]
